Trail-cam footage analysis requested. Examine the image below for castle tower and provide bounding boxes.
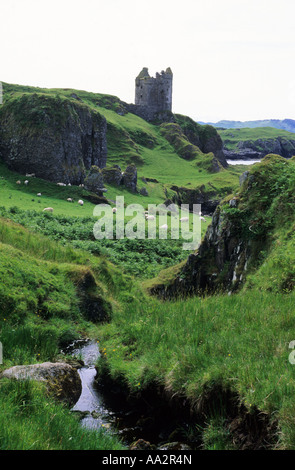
[135,67,173,114]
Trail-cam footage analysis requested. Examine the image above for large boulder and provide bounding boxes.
[102,165,123,186]
[84,165,105,194]
[1,362,82,406]
[122,164,137,192]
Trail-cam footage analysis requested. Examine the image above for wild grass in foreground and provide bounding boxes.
[0,379,125,450]
[96,289,295,448]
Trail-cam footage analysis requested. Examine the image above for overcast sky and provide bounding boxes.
[1,0,294,122]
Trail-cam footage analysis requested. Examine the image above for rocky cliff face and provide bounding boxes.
[0,93,107,184]
[224,137,295,160]
[150,154,294,299]
[168,185,220,215]
[150,201,252,298]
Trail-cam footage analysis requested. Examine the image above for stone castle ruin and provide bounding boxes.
[128,67,173,121]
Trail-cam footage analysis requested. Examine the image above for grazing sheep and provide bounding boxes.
[112,207,117,213]
[160,224,168,229]
[37,193,42,197]
[145,215,155,220]
[43,207,53,212]
[79,184,84,188]
[16,180,21,185]
[67,183,71,186]
[26,173,35,177]
[24,180,29,185]
[67,198,73,202]
[57,182,66,187]
[200,216,206,222]
[180,216,189,222]
[78,200,84,206]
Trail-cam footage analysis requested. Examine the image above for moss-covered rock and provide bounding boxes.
[102,165,123,186]
[84,165,105,194]
[1,362,82,406]
[122,164,137,192]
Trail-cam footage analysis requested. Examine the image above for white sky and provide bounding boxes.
[1,0,294,122]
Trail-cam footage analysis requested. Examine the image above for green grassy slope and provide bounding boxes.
[0,162,210,280]
[0,215,135,449]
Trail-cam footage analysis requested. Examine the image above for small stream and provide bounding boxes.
[64,339,197,450]
[65,340,115,431]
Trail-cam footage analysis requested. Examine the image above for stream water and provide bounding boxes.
[65,339,197,449]
[67,340,115,430]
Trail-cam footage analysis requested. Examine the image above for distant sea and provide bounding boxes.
[226,159,261,165]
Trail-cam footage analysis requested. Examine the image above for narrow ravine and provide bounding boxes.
[63,339,277,450]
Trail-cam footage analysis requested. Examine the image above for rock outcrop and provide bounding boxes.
[1,362,82,406]
[84,165,105,194]
[224,137,295,160]
[169,184,220,215]
[102,165,123,186]
[150,202,251,299]
[151,154,293,299]
[0,93,107,184]
[122,164,137,192]
[102,164,138,192]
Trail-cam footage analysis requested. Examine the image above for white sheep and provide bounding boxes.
[43,207,53,212]
[24,180,29,185]
[145,215,155,220]
[78,200,84,206]
[160,224,168,229]
[57,182,66,187]
[200,216,206,222]
[16,180,21,185]
[67,183,71,186]
[180,216,189,222]
[67,198,73,202]
[37,193,42,197]
[112,207,117,213]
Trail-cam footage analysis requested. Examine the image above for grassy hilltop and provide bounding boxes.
[0,82,295,450]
